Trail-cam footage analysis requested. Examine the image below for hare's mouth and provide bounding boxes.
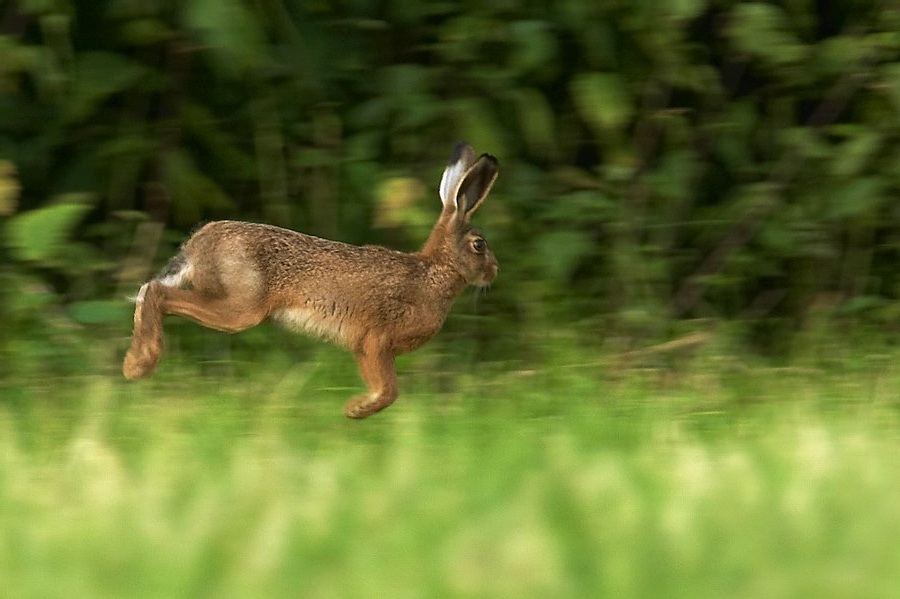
[474,263,498,287]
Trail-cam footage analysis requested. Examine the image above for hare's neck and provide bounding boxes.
[416,251,468,303]
[427,263,468,302]
[420,224,447,257]
[420,224,468,300]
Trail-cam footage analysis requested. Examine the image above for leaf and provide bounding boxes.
[381,64,430,97]
[0,35,37,77]
[162,150,234,225]
[544,190,617,223]
[833,130,881,179]
[437,15,491,63]
[182,101,255,178]
[508,20,557,77]
[1,272,57,317]
[779,127,830,161]
[66,52,148,123]
[837,295,885,315]
[5,198,92,263]
[757,218,799,256]
[119,18,175,47]
[570,72,633,133]
[828,177,887,220]
[667,0,708,21]
[510,88,556,157]
[648,149,698,204]
[183,0,269,77]
[373,176,430,230]
[879,63,900,113]
[534,230,594,284]
[453,98,509,159]
[0,160,20,216]
[814,35,870,78]
[713,102,759,174]
[727,3,807,69]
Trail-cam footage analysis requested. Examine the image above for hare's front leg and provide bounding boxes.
[345,339,398,419]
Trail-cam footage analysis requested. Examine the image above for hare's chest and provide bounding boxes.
[389,311,448,354]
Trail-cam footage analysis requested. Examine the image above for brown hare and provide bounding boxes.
[123,142,499,418]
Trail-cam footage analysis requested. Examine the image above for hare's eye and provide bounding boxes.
[471,238,486,253]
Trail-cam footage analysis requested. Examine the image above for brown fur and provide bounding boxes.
[123,143,499,418]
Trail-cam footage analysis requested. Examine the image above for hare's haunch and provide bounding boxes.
[123,142,499,418]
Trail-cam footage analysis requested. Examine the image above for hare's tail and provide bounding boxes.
[126,253,191,303]
[155,252,192,288]
[123,252,195,379]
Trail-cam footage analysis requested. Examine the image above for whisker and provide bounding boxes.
[470,284,492,312]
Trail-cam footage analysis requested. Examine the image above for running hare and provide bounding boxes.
[123,142,499,418]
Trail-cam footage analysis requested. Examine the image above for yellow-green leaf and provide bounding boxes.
[6,198,92,263]
[570,72,633,134]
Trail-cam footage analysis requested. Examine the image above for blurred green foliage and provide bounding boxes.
[2,0,900,373]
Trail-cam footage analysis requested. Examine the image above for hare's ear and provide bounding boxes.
[439,142,477,211]
[455,153,498,221]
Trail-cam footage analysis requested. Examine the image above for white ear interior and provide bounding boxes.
[439,143,476,210]
[439,162,466,209]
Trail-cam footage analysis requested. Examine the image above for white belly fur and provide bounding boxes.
[271,307,347,346]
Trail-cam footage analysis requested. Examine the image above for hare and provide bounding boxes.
[123,142,499,418]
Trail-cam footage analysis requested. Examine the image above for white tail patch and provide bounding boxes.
[157,262,193,288]
[128,260,191,304]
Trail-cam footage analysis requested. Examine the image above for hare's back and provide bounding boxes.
[186,220,343,266]
[184,220,423,294]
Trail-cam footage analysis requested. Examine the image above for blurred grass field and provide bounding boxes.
[2,341,900,598]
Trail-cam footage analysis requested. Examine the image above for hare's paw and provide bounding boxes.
[122,340,161,380]
[344,392,395,419]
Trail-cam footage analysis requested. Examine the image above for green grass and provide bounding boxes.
[2,343,900,598]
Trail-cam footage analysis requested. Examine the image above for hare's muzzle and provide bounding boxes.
[477,256,498,287]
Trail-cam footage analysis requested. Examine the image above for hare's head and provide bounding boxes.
[424,142,499,287]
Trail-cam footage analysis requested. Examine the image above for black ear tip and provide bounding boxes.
[449,141,472,165]
[480,153,498,166]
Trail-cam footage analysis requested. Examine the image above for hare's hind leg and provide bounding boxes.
[160,286,268,333]
[123,281,165,380]
[123,279,268,380]
[345,337,398,419]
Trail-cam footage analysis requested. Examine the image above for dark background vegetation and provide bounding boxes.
[2,0,900,377]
